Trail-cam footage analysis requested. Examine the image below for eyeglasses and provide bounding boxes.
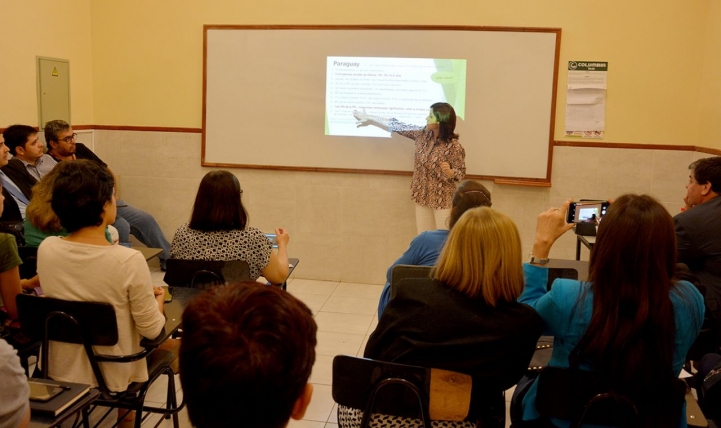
[58,133,77,143]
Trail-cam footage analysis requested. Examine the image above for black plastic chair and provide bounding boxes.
[332,355,475,428]
[163,258,252,289]
[531,367,686,428]
[390,265,433,301]
[16,294,182,428]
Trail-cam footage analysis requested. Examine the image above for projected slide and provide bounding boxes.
[325,56,467,137]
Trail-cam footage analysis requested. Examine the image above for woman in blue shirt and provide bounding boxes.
[516,194,705,427]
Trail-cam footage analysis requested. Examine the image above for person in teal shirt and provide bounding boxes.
[514,195,705,428]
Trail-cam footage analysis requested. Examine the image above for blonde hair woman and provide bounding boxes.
[357,207,543,427]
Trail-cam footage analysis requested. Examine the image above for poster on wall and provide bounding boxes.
[565,61,608,139]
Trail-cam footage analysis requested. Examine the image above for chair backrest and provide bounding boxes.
[163,258,251,288]
[535,366,686,428]
[547,267,579,291]
[16,294,123,396]
[332,355,471,428]
[17,294,118,347]
[390,265,433,300]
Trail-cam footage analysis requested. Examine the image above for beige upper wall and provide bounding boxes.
[3,1,718,149]
[0,0,94,127]
[88,0,714,146]
[700,0,721,148]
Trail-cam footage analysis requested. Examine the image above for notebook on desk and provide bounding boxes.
[29,378,91,417]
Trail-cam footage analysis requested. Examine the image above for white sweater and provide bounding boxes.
[38,237,166,392]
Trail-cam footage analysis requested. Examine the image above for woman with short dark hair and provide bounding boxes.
[38,160,167,428]
[169,170,289,284]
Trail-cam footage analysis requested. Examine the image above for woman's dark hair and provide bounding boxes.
[572,194,685,404]
[51,160,114,233]
[430,102,459,142]
[448,180,492,229]
[189,170,248,231]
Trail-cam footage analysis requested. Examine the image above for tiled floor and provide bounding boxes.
[55,272,515,427]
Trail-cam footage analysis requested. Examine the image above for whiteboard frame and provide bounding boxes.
[202,25,561,185]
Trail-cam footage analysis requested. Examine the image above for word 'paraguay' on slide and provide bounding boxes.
[325,56,467,138]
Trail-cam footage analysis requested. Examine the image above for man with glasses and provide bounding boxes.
[44,120,171,269]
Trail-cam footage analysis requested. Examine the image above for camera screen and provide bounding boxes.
[567,202,608,224]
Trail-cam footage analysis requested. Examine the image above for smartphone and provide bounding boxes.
[265,233,278,249]
[566,200,610,224]
[163,286,173,303]
[28,381,66,402]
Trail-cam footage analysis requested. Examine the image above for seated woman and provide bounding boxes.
[37,160,167,427]
[358,207,544,427]
[0,181,23,323]
[24,165,116,247]
[515,194,705,427]
[170,170,289,284]
[377,180,491,317]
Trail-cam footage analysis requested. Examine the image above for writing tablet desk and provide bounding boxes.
[528,259,590,373]
[575,235,596,260]
[141,287,200,348]
[30,389,100,428]
[145,259,299,346]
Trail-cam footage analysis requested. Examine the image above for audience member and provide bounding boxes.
[169,170,290,284]
[180,281,316,428]
[43,120,171,267]
[675,156,721,322]
[377,180,491,317]
[514,195,705,427]
[2,124,51,181]
[361,207,543,427]
[37,160,168,428]
[0,179,24,322]
[0,338,30,428]
[24,164,114,247]
[0,129,35,224]
[354,102,466,233]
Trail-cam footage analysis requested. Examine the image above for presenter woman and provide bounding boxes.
[354,102,465,233]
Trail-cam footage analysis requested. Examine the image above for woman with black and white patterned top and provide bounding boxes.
[169,170,289,284]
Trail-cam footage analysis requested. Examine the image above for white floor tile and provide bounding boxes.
[356,336,369,357]
[314,312,373,335]
[332,283,384,300]
[366,315,378,334]
[315,331,365,357]
[288,420,327,428]
[291,292,331,314]
[288,279,340,296]
[320,296,379,315]
[328,404,338,423]
[303,384,335,422]
[309,354,334,386]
